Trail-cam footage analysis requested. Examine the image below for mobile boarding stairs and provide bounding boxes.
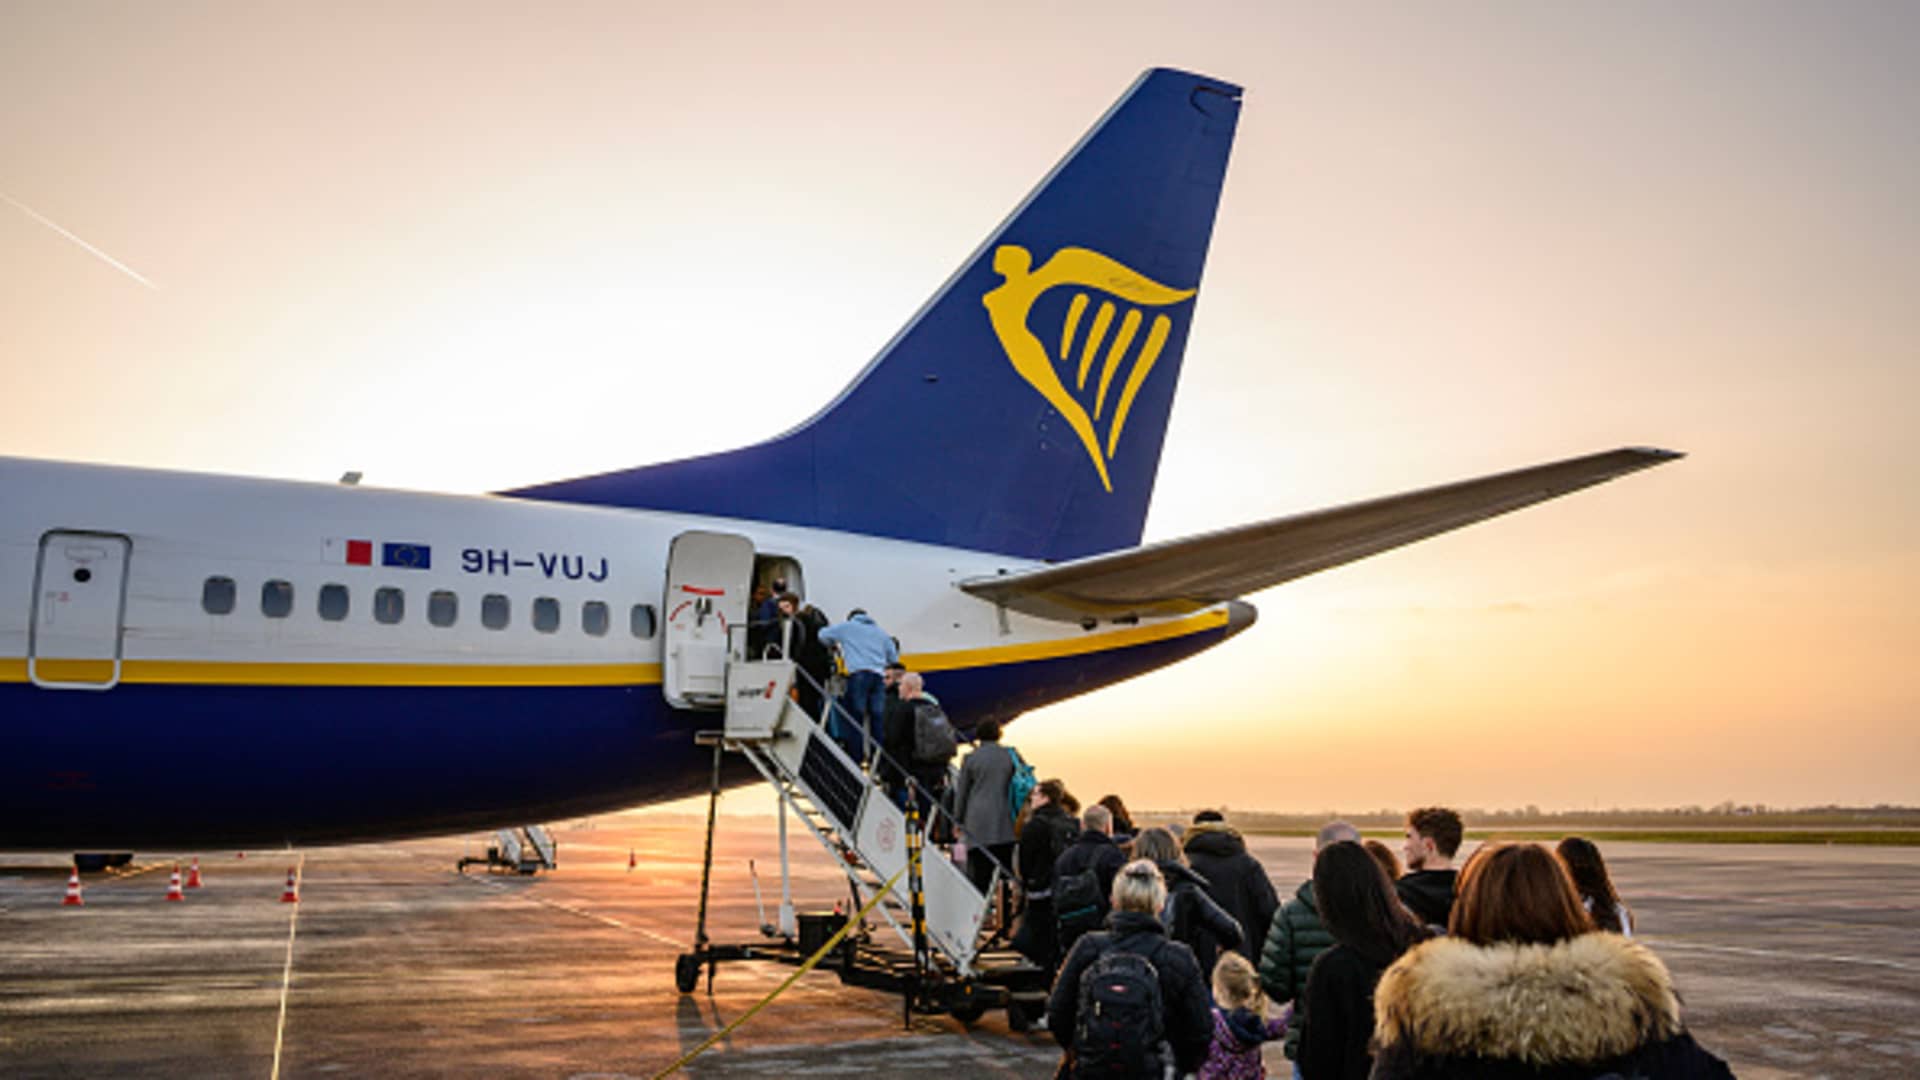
[456,824,558,875]
[673,638,1049,1028]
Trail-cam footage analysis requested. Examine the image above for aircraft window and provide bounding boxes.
[202,576,236,615]
[532,597,560,634]
[319,583,350,622]
[481,593,510,630]
[428,590,458,628]
[630,603,657,639]
[374,587,405,625]
[582,600,610,637]
[261,580,294,619]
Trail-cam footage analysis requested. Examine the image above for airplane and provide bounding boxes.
[1,68,1678,854]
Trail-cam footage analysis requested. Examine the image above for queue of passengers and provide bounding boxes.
[997,794,1733,1079]
[749,599,1727,1078]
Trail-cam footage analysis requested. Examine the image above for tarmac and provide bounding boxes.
[2,813,1916,1079]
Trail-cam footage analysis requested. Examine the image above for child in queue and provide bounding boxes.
[1200,951,1288,1080]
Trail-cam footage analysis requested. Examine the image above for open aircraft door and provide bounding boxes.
[663,530,754,709]
[30,531,131,690]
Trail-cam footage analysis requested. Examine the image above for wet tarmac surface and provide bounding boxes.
[2,814,1915,1078]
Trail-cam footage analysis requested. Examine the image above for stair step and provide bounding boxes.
[720,658,996,975]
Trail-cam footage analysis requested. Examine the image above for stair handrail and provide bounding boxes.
[725,617,1017,898]
[788,661,1017,893]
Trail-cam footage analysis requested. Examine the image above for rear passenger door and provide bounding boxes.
[30,531,131,690]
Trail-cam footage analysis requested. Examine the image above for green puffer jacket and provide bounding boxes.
[1259,878,1335,1059]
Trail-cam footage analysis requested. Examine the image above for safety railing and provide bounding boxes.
[732,617,1018,915]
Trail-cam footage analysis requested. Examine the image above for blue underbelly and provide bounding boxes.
[1,623,1227,849]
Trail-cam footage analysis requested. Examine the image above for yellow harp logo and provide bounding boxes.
[982,245,1195,492]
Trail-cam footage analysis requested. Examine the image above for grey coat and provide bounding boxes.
[953,741,1017,847]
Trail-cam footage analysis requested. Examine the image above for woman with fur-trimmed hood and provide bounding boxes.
[1369,843,1732,1080]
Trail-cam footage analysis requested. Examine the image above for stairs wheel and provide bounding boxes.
[1006,999,1032,1032]
[949,1000,986,1024]
[674,953,702,995]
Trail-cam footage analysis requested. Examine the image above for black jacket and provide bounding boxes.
[1047,911,1213,1076]
[1297,943,1389,1080]
[1182,821,1279,960]
[880,694,948,791]
[1370,934,1733,1080]
[1018,803,1078,895]
[1053,830,1127,914]
[1394,869,1457,929]
[793,606,833,681]
[1156,860,1243,979]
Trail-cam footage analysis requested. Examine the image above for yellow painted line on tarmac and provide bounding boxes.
[652,865,908,1079]
[270,854,305,1080]
[103,860,173,882]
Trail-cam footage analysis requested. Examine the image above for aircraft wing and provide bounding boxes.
[958,447,1682,622]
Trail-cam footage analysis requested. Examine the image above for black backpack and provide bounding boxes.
[910,700,958,764]
[1054,868,1105,938]
[1072,943,1167,1079]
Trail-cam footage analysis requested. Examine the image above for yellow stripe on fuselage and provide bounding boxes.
[0,609,1229,687]
[28,659,117,683]
[903,608,1228,672]
[121,660,665,687]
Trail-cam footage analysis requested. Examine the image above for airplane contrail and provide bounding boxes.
[1,189,159,291]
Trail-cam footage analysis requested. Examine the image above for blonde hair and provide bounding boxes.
[1111,859,1167,914]
[1211,951,1267,1014]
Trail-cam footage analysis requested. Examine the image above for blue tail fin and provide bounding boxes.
[508,68,1242,561]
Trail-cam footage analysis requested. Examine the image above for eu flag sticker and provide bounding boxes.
[382,542,432,570]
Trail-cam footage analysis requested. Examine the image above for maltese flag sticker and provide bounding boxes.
[324,538,375,566]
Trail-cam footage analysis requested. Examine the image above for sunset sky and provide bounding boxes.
[3,4,1914,811]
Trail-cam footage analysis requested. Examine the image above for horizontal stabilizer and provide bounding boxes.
[959,447,1682,621]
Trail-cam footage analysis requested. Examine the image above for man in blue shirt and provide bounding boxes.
[818,609,899,763]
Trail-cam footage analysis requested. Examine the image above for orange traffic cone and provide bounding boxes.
[185,857,203,888]
[628,849,636,871]
[280,867,299,903]
[62,867,84,907]
[165,866,185,902]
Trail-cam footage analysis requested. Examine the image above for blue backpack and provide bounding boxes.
[1006,746,1037,816]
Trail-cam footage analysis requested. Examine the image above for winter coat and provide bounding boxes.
[1370,933,1734,1080]
[953,740,1016,847]
[1200,1004,1287,1080]
[1018,802,1079,896]
[1183,821,1280,961]
[1296,943,1391,1080]
[1047,910,1214,1077]
[817,612,898,675]
[1012,803,1079,971]
[1259,878,1333,1060]
[794,606,833,682]
[1393,869,1456,929]
[1053,829,1128,917]
[881,693,949,792]
[1157,859,1244,979]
